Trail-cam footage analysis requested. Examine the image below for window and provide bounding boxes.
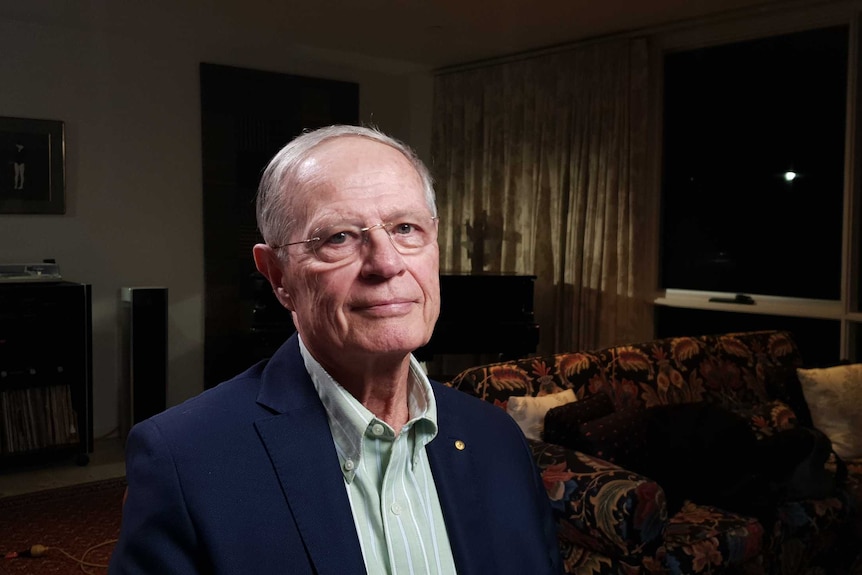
[660,25,849,301]
[654,7,862,363]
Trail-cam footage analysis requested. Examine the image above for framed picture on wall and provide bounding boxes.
[0,116,65,214]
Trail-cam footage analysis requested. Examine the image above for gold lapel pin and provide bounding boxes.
[454,440,466,451]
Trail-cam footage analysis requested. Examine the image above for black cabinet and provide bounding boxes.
[0,281,92,466]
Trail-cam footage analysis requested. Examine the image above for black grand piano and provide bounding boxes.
[414,273,540,362]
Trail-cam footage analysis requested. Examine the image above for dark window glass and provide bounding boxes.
[661,26,848,300]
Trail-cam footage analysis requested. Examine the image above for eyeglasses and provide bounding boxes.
[272,213,439,263]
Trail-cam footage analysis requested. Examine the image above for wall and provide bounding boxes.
[0,1,433,438]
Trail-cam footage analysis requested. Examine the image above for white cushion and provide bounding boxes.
[797,363,862,459]
[506,389,577,441]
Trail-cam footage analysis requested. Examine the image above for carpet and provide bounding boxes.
[0,477,126,575]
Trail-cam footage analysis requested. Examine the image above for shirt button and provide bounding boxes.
[371,423,385,436]
[343,459,355,472]
[390,503,402,515]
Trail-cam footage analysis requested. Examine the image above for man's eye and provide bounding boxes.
[394,222,417,235]
[325,231,350,245]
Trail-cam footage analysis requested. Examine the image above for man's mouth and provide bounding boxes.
[351,299,417,316]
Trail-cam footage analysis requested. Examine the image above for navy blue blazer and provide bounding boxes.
[109,335,562,574]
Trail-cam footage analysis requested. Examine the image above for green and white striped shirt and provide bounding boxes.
[300,337,458,575]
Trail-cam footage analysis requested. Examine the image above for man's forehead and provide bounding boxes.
[288,136,424,222]
[296,136,419,188]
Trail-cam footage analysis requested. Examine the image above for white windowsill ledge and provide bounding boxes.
[653,289,845,320]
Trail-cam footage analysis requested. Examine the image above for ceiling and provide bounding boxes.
[2,1,795,71]
[219,0,788,69]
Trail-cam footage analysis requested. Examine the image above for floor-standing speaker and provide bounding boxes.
[119,287,167,441]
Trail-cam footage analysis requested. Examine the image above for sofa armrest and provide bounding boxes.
[530,439,668,559]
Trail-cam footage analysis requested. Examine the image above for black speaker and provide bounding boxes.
[119,287,167,441]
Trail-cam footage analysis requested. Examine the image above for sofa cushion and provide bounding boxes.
[797,363,862,459]
[506,389,577,441]
[758,426,840,501]
[542,392,615,446]
[763,365,815,428]
[728,399,798,440]
[580,408,650,468]
[640,403,840,520]
[550,406,650,469]
[638,402,764,517]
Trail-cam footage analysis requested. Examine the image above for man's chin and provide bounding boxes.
[352,328,431,357]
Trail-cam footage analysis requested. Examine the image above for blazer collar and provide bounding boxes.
[256,334,315,414]
[426,384,495,575]
[254,334,367,574]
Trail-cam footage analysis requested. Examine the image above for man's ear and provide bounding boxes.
[252,244,294,311]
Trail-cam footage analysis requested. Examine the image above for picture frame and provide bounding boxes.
[0,116,65,214]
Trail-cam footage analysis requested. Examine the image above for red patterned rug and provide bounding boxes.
[0,478,126,575]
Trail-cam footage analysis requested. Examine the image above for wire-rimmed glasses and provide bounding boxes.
[271,212,439,263]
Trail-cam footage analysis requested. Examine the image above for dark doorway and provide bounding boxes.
[200,63,359,387]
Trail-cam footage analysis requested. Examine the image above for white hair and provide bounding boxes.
[255,125,436,247]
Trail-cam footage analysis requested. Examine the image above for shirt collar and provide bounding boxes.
[298,335,439,482]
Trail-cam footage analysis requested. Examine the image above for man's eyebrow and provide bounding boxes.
[309,209,420,229]
[306,212,359,229]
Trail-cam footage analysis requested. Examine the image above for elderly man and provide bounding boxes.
[109,125,561,575]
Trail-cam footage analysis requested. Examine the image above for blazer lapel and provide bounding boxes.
[427,385,495,575]
[254,336,367,575]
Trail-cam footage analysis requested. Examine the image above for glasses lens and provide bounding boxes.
[310,225,363,263]
[308,214,438,263]
[386,215,437,251]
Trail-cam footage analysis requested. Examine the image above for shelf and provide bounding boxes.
[0,282,92,465]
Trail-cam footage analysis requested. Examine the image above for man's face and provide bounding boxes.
[274,137,440,367]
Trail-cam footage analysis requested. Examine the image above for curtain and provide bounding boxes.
[431,37,655,355]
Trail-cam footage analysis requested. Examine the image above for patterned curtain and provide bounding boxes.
[431,37,655,355]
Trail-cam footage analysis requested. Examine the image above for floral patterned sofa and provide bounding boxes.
[446,330,861,575]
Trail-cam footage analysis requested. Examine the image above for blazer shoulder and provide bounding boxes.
[431,380,524,440]
[140,360,269,435]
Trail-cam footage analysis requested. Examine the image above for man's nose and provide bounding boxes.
[360,225,405,275]
[361,222,388,239]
